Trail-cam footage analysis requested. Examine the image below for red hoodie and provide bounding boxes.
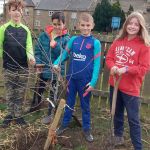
[106,36,150,96]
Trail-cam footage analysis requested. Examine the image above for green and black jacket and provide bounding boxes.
[0,21,34,70]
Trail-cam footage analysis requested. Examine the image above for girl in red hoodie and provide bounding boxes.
[106,11,150,150]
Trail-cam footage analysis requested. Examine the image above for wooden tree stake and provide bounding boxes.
[44,99,66,150]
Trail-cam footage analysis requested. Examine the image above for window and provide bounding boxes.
[71,12,77,19]
[36,10,40,16]
[49,11,54,16]
[71,12,77,31]
[34,20,40,27]
[24,8,29,16]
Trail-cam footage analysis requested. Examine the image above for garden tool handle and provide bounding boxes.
[111,75,121,117]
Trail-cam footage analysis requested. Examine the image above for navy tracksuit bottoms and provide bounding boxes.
[110,86,142,150]
[62,78,91,132]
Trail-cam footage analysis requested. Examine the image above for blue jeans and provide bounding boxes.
[62,78,91,132]
[110,86,142,150]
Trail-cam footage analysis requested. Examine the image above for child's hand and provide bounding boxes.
[52,65,61,74]
[36,67,43,73]
[50,40,57,48]
[29,58,35,66]
[110,66,119,75]
[35,64,45,73]
[83,83,94,97]
[116,66,128,75]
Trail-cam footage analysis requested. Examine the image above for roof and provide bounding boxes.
[25,0,35,7]
[36,0,69,10]
[66,0,96,11]
[36,0,97,11]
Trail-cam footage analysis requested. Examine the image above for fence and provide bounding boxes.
[92,35,150,105]
[0,35,150,106]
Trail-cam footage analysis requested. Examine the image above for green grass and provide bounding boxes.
[0,103,6,111]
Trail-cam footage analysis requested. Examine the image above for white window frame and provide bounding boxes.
[71,12,77,19]
[34,20,41,27]
[36,10,40,16]
[24,8,29,16]
[49,11,54,16]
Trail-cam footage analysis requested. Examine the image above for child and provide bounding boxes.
[30,12,69,124]
[106,11,150,150]
[0,0,35,127]
[53,13,101,142]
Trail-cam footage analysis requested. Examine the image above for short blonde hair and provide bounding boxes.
[116,11,150,46]
[79,12,94,24]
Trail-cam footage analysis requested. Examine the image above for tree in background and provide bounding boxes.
[93,0,125,32]
[93,0,112,32]
[111,0,125,28]
[127,4,134,16]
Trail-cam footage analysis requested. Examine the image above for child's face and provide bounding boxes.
[78,20,94,36]
[126,17,140,37]
[9,6,22,23]
[52,19,65,34]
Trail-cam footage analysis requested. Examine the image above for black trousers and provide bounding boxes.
[31,75,56,115]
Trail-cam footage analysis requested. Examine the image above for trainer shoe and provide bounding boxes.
[113,136,125,146]
[1,115,13,128]
[83,130,94,142]
[56,125,68,136]
[41,115,53,124]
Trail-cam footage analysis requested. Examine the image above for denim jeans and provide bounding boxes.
[109,86,142,150]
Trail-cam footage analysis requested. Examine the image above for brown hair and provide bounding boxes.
[8,0,25,10]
